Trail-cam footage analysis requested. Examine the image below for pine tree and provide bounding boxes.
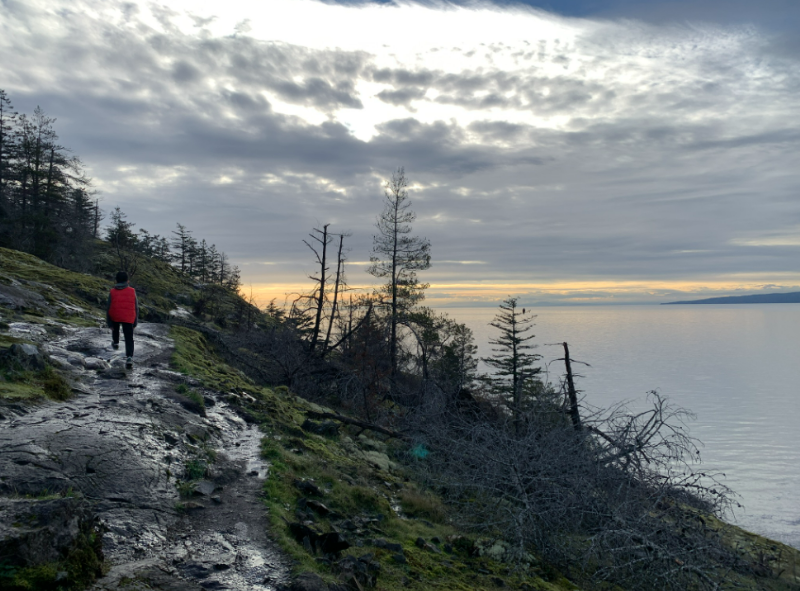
[367,167,431,395]
[483,297,542,431]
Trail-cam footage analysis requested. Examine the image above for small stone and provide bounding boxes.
[392,553,407,564]
[193,480,216,496]
[491,577,506,587]
[210,495,222,504]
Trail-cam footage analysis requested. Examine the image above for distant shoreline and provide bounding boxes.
[662,292,800,305]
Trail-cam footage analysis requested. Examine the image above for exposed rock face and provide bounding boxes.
[0,282,49,312]
[0,497,102,567]
[0,323,290,590]
[5,342,47,370]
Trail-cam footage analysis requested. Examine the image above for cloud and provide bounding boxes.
[1,0,799,305]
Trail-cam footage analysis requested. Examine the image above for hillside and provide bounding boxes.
[1,246,799,591]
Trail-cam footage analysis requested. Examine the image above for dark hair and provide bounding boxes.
[115,271,128,284]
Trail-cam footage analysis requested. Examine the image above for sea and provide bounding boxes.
[434,304,800,549]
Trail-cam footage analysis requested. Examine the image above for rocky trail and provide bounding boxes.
[0,322,290,590]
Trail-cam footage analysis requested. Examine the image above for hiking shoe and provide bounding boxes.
[112,342,119,350]
[125,357,133,369]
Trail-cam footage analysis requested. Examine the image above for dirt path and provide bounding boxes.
[0,322,290,590]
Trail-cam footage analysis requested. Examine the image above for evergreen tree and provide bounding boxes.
[367,167,431,395]
[0,90,18,215]
[483,297,542,430]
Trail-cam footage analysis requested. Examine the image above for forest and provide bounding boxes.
[0,89,782,591]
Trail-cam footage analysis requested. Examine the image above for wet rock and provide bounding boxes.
[98,366,128,380]
[84,357,110,370]
[6,343,47,370]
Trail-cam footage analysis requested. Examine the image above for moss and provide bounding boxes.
[399,487,448,523]
[0,530,103,591]
[0,363,71,403]
[169,326,257,395]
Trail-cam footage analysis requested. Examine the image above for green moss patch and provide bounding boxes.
[0,364,72,402]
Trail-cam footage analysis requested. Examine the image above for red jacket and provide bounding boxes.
[108,286,138,324]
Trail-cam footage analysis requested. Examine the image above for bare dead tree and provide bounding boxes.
[321,231,350,356]
[408,389,740,591]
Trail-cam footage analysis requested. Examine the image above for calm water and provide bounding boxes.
[437,304,800,549]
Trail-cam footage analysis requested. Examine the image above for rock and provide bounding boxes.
[6,343,46,370]
[360,450,397,472]
[415,537,441,553]
[373,538,403,552]
[294,479,323,497]
[474,539,508,561]
[301,419,340,437]
[193,480,216,496]
[289,572,329,591]
[306,499,331,516]
[491,577,506,587]
[0,283,48,311]
[316,532,350,555]
[84,356,109,370]
[98,366,128,380]
[0,497,102,568]
[335,554,380,588]
[392,553,407,564]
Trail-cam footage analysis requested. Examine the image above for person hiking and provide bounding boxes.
[106,271,139,369]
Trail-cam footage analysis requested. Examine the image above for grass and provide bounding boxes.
[0,528,103,591]
[0,363,72,402]
[166,321,575,590]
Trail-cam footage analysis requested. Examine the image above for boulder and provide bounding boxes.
[6,343,47,371]
[0,497,102,568]
[301,419,340,437]
[83,357,110,370]
[288,572,329,591]
[0,283,48,311]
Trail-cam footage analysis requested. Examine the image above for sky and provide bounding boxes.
[2,0,799,306]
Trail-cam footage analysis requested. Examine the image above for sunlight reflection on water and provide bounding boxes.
[438,303,800,549]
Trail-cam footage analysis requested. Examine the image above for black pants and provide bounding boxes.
[111,322,135,357]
